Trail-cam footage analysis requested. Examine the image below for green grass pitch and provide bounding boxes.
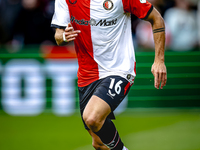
[0,108,200,150]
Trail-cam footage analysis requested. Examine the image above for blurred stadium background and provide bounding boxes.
[0,0,200,150]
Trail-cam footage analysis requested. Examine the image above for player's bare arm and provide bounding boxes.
[54,23,81,46]
[145,8,167,89]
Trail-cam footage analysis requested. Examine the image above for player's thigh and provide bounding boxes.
[83,95,111,126]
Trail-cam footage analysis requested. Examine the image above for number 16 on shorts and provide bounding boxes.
[108,78,123,97]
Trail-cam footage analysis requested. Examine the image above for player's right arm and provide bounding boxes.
[54,23,81,46]
[51,0,81,45]
[122,0,167,89]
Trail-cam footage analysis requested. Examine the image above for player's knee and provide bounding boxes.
[85,117,99,131]
[83,115,100,132]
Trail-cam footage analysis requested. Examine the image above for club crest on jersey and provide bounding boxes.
[140,0,146,3]
[103,0,113,10]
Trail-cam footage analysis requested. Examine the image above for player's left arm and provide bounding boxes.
[144,7,167,89]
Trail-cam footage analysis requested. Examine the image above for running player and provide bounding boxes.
[51,0,167,149]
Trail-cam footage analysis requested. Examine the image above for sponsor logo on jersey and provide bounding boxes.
[103,0,114,10]
[140,0,146,3]
[90,19,96,26]
[70,16,117,26]
[95,19,117,26]
[71,16,90,25]
[69,0,77,4]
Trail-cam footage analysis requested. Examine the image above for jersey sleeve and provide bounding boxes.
[51,0,70,29]
[122,0,153,20]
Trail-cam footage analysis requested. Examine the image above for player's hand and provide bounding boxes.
[63,23,81,42]
[151,61,167,89]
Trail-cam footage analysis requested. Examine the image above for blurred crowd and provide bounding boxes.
[0,0,199,52]
[133,0,199,51]
[0,0,56,50]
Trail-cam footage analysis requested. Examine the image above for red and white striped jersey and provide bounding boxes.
[51,0,153,87]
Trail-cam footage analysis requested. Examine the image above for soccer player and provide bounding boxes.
[51,0,167,149]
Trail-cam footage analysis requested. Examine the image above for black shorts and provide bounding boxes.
[78,75,132,130]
